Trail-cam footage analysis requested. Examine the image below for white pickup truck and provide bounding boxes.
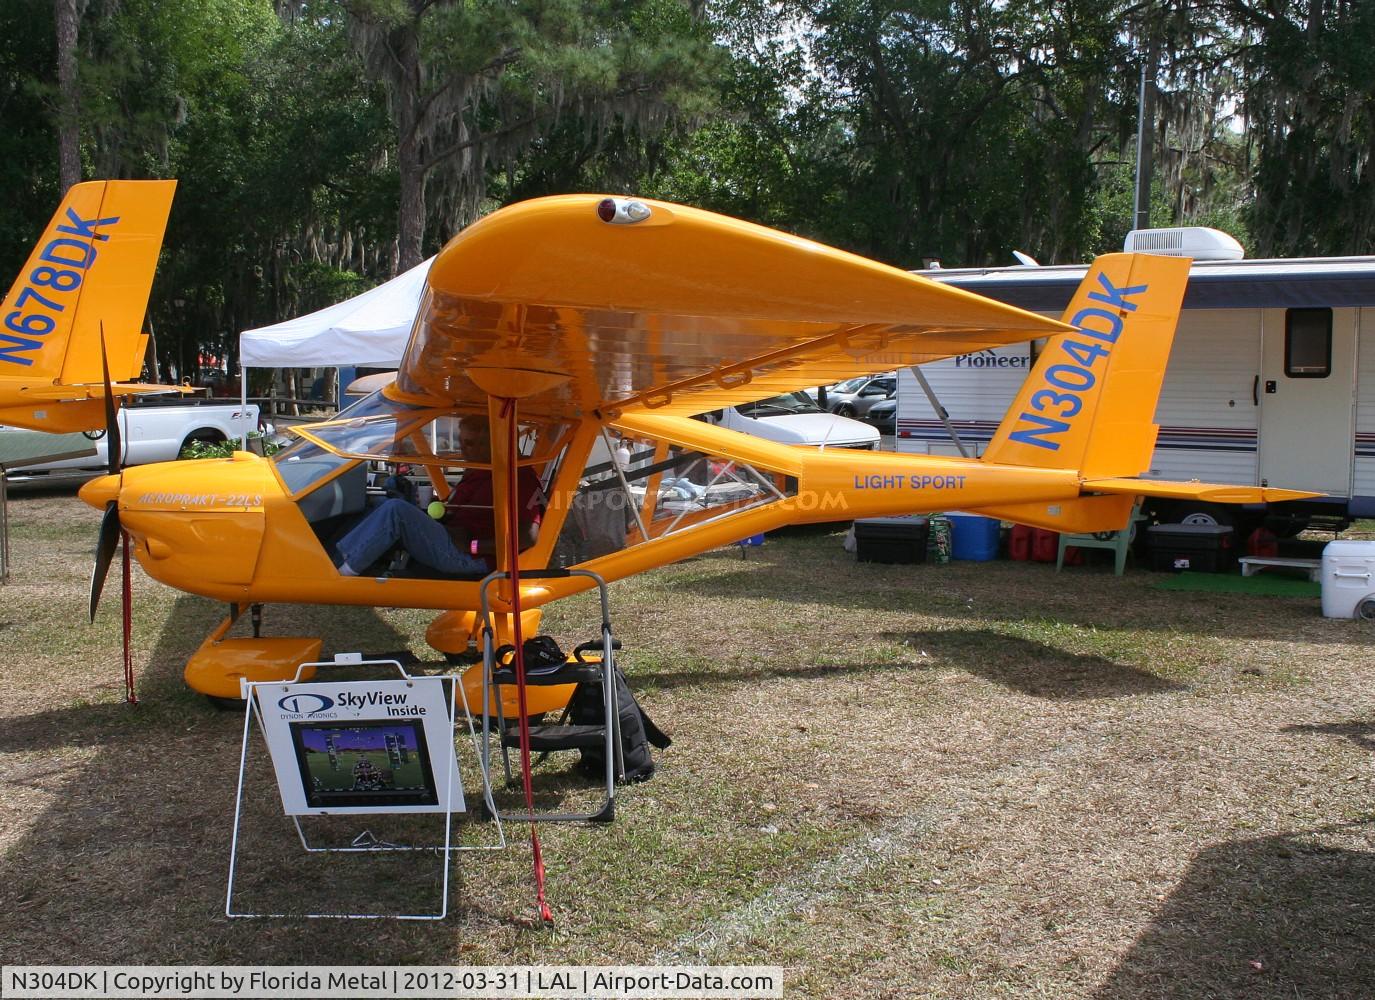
[700,391,879,449]
[4,394,260,477]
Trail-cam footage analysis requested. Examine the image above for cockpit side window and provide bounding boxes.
[270,438,357,497]
[295,410,439,463]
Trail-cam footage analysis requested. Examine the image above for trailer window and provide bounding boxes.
[1285,308,1332,378]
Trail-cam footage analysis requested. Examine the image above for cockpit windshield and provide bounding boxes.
[292,401,560,470]
[333,389,414,422]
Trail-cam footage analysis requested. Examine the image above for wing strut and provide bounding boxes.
[909,364,972,458]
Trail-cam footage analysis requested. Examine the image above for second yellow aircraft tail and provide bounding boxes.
[0,179,179,432]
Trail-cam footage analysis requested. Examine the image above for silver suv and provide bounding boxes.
[824,373,896,419]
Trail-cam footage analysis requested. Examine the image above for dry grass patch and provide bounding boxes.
[1,495,1373,997]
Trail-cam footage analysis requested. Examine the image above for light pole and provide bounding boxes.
[1133,42,1158,233]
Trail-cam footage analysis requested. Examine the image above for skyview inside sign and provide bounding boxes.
[256,677,463,817]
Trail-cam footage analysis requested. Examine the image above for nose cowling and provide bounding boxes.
[80,474,121,510]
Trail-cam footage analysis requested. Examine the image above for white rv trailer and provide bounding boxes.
[897,242,1375,533]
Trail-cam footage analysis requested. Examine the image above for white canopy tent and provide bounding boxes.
[236,257,432,437]
[239,256,432,368]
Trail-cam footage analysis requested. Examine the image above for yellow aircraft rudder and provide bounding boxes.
[980,252,1190,480]
[0,179,176,386]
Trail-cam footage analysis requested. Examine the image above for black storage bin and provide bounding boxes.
[1147,523,1236,573]
[855,515,928,564]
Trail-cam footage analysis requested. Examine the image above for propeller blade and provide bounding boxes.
[99,329,122,476]
[90,501,121,623]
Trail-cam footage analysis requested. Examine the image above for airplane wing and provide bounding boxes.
[390,196,1074,419]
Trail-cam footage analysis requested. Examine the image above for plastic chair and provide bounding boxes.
[1055,504,1145,576]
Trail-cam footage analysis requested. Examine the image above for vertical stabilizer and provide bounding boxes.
[0,179,176,385]
[980,252,1190,479]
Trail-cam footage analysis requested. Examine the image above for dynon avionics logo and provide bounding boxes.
[277,692,335,715]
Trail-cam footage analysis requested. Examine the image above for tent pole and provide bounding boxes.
[240,368,250,450]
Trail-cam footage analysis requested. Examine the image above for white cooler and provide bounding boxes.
[1321,540,1375,619]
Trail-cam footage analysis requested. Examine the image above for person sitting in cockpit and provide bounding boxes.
[334,415,543,577]
[380,462,418,504]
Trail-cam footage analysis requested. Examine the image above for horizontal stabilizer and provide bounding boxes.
[972,477,1323,534]
[20,382,192,402]
[0,382,193,432]
[1082,477,1321,504]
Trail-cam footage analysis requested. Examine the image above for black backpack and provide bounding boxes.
[567,666,671,782]
[494,635,568,676]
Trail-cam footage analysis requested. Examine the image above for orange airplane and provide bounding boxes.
[72,195,1312,701]
[0,179,180,432]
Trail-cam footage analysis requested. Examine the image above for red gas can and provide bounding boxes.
[1031,528,1059,563]
[1009,524,1033,561]
[1247,527,1279,558]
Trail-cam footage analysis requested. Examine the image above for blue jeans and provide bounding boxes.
[336,499,486,575]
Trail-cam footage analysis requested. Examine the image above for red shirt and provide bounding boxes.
[442,467,543,565]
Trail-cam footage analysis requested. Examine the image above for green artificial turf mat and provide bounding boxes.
[1151,570,1321,598]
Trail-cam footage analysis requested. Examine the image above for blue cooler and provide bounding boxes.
[947,512,1000,561]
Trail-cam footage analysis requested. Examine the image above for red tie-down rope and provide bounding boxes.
[121,529,137,705]
[500,397,552,924]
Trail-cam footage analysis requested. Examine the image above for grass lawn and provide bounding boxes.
[2,487,1374,998]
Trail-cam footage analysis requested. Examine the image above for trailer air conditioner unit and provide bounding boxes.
[1123,227,1244,261]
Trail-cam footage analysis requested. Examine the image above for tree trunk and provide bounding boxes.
[397,128,426,271]
[55,0,81,193]
[394,20,426,271]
